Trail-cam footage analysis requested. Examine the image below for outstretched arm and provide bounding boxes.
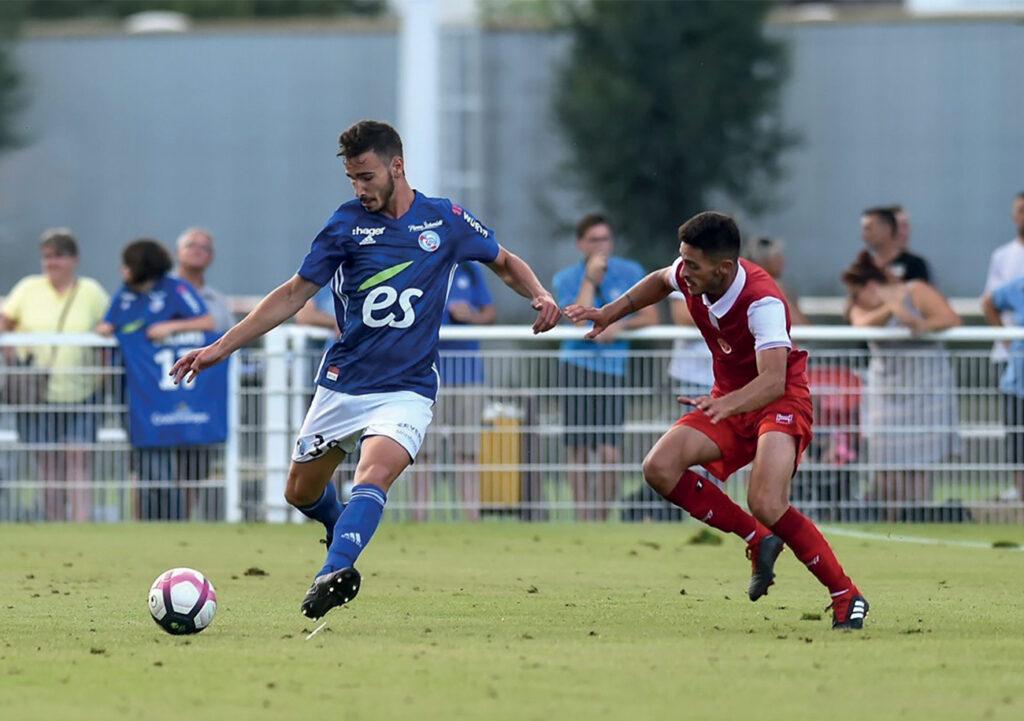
[564,267,674,339]
[486,246,561,333]
[171,274,321,383]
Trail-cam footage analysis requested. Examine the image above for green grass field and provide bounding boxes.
[2,522,1023,721]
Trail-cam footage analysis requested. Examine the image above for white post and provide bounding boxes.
[224,353,241,522]
[263,327,291,522]
[397,0,441,196]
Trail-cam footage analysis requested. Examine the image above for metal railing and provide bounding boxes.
[2,325,1023,523]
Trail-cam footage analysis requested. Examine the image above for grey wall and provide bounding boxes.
[759,20,1024,296]
[0,31,398,299]
[2,19,1023,321]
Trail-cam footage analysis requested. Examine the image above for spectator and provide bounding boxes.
[174,227,235,333]
[414,262,496,521]
[97,239,214,520]
[983,192,1024,367]
[742,235,809,325]
[860,206,930,282]
[1,228,109,521]
[843,251,960,521]
[174,227,234,518]
[554,213,659,520]
[981,194,1024,503]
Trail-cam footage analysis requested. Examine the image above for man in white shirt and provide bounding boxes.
[983,192,1024,362]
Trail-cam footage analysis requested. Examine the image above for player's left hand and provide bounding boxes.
[530,293,561,334]
[563,304,610,339]
[678,394,736,424]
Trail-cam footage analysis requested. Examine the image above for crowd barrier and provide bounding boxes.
[2,325,1023,524]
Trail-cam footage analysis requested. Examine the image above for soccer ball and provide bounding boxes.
[148,567,218,635]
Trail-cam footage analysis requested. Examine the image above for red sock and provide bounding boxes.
[665,471,769,542]
[770,506,854,596]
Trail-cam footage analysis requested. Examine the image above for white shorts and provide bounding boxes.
[292,387,434,464]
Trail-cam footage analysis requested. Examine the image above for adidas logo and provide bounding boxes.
[358,237,376,246]
[849,598,867,621]
[806,554,821,567]
[339,532,363,547]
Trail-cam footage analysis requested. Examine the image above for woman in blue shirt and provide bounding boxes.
[97,239,213,520]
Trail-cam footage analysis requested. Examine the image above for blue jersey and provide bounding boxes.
[553,256,647,377]
[297,191,500,400]
[439,262,494,386]
[117,330,228,448]
[104,276,208,332]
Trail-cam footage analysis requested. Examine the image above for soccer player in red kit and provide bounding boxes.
[565,212,868,629]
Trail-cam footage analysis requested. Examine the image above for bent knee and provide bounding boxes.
[747,490,788,523]
[642,452,681,496]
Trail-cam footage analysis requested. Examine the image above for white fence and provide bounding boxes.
[2,325,1024,524]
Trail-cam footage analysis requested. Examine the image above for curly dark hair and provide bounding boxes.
[122,239,172,286]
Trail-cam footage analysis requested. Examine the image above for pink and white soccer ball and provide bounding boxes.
[148,567,218,635]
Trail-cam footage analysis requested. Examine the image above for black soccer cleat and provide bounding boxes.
[829,591,869,630]
[746,533,784,601]
[300,567,361,619]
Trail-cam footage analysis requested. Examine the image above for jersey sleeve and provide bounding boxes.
[747,297,792,352]
[298,213,350,286]
[446,201,500,264]
[667,258,683,293]
[103,287,125,325]
[170,280,209,319]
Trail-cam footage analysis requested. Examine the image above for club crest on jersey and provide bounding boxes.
[717,337,733,354]
[149,291,166,314]
[418,230,441,252]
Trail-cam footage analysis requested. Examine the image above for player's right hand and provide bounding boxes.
[530,293,561,334]
[170,344,226,385]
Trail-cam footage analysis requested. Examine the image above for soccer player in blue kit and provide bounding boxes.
[171,120,561,618]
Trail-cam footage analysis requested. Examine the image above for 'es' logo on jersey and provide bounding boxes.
[418,231,440,252]
[717,337,732,354]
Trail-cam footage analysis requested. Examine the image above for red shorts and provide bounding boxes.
[674,392,814,481]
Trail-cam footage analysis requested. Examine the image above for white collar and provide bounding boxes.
[703,261,747,319]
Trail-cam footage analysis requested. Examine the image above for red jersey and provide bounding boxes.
[671,258,808,396]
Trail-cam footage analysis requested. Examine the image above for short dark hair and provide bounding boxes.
[863,207,898,235]
[841,250,888,287]
[575,212,611,240]
[1016,191,1024,202]
[677,211,741,260]
[337,120,403,161]
[122,239,173,285]
[39,227,78,257]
